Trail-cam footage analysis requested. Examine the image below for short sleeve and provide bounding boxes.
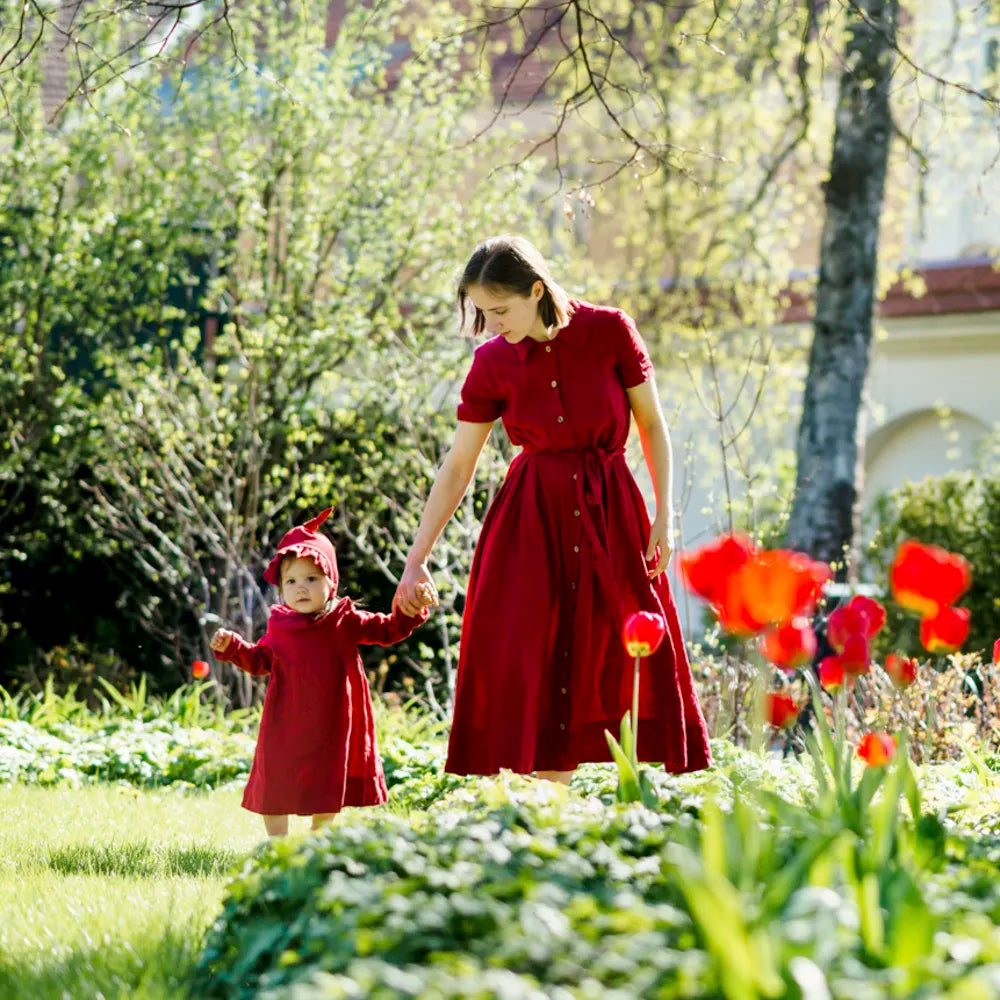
[456,348,503,423]
[613,310,654,388]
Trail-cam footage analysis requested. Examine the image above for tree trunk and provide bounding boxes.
[785,0,899,576]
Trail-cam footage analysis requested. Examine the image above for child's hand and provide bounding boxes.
[415,582,438,609]
[210,629,239,655]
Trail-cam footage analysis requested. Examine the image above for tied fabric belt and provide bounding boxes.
[520,445,626,617]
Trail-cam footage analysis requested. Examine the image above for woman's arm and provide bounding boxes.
[393,420,493,616]
[627,378,675,579]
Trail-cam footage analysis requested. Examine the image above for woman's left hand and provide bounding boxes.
[646,513,674,579]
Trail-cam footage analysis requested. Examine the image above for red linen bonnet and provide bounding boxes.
[263,507,339,590]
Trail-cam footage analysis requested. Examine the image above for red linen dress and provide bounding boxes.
[215,599,425,815]
[446,301,711,776]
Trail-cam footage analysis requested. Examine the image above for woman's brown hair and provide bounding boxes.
[457,235,574,336]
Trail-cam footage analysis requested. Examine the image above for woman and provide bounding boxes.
[393,235,711,782]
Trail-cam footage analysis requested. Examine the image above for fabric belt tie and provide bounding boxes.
[520,446,626,618]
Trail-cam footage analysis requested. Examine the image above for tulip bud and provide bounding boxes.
[857,732,897,767]
[621,611,667,658]
[765,692,800,729]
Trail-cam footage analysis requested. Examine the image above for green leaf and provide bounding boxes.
[604,729,642,804]
[858,871,885,958]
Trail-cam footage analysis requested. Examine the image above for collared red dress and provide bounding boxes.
[215,599,426,815]
[446,300,711,776]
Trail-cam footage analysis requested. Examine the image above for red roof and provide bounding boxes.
[780,258,1000,323]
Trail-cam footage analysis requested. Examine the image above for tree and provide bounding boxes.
[783,0,900,572]
[459,0,999,569]
[0,0,541,700]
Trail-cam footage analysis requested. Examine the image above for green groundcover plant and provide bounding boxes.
[187,529,1000,1000]
[189,771,1000,1000]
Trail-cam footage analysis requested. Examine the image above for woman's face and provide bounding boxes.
[280,556,332,614]
[467,281,545,343]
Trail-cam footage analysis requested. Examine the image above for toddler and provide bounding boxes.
[211,507,433,836]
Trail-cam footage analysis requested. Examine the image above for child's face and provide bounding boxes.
[280,556,333,614]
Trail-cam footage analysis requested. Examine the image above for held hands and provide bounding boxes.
[646,512,675,579]
[210,629,240,656]
[394,563,439,618]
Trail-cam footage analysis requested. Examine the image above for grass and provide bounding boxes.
[0,784,268,1000]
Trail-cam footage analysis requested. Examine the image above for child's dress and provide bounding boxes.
[215,599,425,816]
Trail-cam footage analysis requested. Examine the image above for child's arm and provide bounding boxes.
[210,628,274,676]
[352,600,431,647]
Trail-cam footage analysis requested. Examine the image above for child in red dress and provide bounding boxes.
[211,507,432,837]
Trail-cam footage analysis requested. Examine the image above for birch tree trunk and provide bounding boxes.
[785,0,900,575]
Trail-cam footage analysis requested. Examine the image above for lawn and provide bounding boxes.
[0,784,262,1000]
[4,674,1000,999]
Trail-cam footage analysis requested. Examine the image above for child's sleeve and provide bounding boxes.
[351,606,430,647]
[212,634,274,676]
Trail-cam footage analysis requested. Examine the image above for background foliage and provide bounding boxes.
[0,0,543,701]
[865,463,1000,657]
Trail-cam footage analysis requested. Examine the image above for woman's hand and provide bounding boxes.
[394,562,438,617]
[646,513,675,579]
[210,629,238,655]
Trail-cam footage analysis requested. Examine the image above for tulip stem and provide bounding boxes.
[631,653,640,765]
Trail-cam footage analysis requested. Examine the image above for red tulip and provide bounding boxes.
[919,606,971,654]
[857,732,897,767]
[839,633,871,675]
[884,653,918,688]
[679,533,755,606]
[993,637,1000,665]
[192,660,210,679]
[715,582,769,637]
[890,540,971,618]
[818,655,846,691]
[622,611,667,658]
[849,595,887,636]
[765,692,800,729]
[759,617,817,672]
[718,549,831,636]
[827,595,886,651]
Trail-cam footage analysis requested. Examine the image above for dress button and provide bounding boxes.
[571,582,576,590]
[573,545,580,553]
[561,686,567,694]
[550,380,557,388]
[572,473,577,480]
[563,651,569,659]
[573,509,581,517]
[557,415,564,423]
[545,345,552,353]
[559,723,566,730]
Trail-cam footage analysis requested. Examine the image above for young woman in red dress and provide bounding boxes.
[393,235,711,784]
[211,508,432,836]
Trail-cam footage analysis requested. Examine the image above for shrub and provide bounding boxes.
[865,471,1000,658]
[189,788,710,1000]
[193,762,1000,1000]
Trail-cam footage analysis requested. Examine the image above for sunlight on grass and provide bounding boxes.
[0,784,263,1000]
[0,875,221,999]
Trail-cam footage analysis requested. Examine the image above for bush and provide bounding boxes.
[189,772,1000,1000]
[0,0,543,698]
[864,471,1000,657]
[190,788,709,1000]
